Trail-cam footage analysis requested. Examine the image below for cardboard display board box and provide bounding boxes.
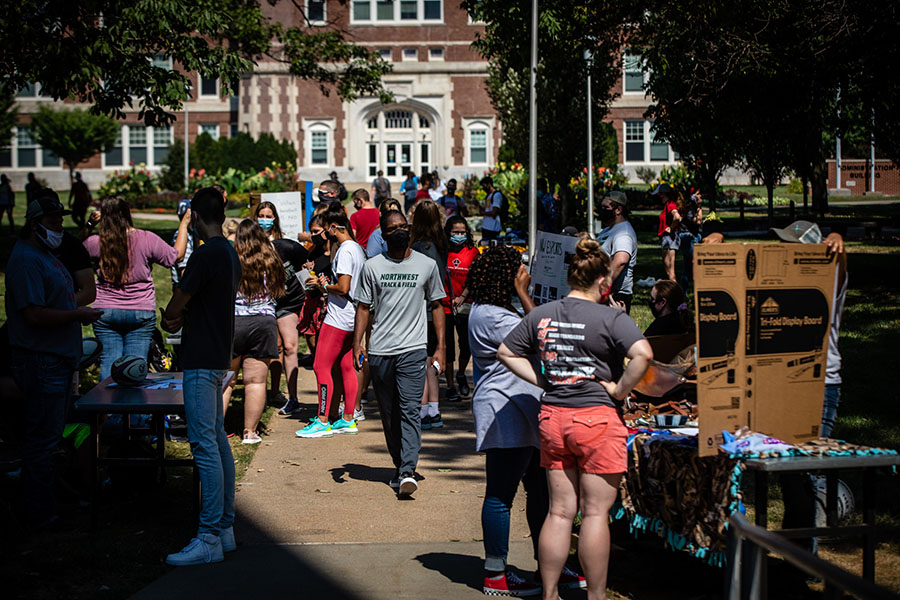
[694,243,839,456]
[531,232,577,305]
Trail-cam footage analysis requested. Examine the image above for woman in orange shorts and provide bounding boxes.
[498,237,653,600]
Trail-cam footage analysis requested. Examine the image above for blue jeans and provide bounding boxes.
[821,383,840,438]
[183,369,235,536]
[11,350,77,525]
[679,232,698,291]
[482,446,548,572]
[92,308,157,381]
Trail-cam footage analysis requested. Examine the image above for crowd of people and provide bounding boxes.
[3,171,846,599]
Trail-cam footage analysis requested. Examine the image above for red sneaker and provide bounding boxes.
[534,565,587,591]
[483,571,542,597]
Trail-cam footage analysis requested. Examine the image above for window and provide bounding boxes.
[106,128,124,166]
[199,123,220,140]
[623,52,644,93]
[379,48,392,61]
[0,146,10,167]
[650,127,669,161]
[469,129,487,164]
[385,110,412,129]
[154,126,172,164]
[229,123,239,138]
[402,48,418,61]
[200,75,218,97]
[625,121,645,162]
[42,148,59,167]
[17,127,36,167]
[311,131,327,165]
[351,0,442,23]
[307,0,325,22]
[429,48,444,61]
[152,54,173,71]
[367,116,378,129]
[418,116,430,128]
[17,82,37,98]
[129,126,148,164]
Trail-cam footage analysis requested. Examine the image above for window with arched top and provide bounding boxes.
[384,110,413,129]
[463,118,493,167]
[303,119,335,168]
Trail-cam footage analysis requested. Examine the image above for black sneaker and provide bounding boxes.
[446,387,461,402]
[421,414,433,430]
[430,413,443,429]
[456,374,470,396]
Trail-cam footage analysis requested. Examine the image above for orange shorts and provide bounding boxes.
[538,403,627,475]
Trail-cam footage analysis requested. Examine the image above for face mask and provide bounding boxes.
[257,218,275,231]
[447,187,457,195]
[385,228,410,251]
[449,233,467,245]
[318,190,331,202]
[312,233,327,248]
[37,224,63,249]
[597,207,615,223]
[648,299,663,318]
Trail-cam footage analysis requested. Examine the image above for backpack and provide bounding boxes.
[494,191,510,224]
[374,177,390,199]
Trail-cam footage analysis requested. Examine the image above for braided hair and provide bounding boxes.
[467,245,522,308]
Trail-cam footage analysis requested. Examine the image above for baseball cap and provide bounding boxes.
[25,189,71,221]
[604,191,628,208]
[650,183,674,196]
[769,220,823,244]
[177,199,191,219]
[561,225,579,236]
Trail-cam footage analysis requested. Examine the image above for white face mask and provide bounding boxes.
[37,224,64,249]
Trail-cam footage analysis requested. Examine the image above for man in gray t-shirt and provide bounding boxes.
[353,210,446,498]
[596,191,637,313]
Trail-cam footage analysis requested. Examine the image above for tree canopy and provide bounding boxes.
[29,106,119,181]
[0,0,392,126]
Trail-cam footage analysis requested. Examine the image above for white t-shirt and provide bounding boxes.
[482,191,503,232]
[323,239,367,332]
[428,188,442,202]
[598,220,638,296]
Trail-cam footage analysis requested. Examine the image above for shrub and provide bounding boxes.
[635,166,658,185]
[98,164,159,200]
[568,165,627,198]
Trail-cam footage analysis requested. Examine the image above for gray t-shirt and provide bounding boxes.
[598,221,637,296]
[503,296,645,408]
[469,303,542,452]
[5,240,81,363]
[354,249,446,356]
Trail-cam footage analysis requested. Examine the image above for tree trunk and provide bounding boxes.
[811,158,828,217]
[801,175,809,214]
[767,182,775,227]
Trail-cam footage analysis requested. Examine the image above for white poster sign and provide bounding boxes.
[531,231,577,305]
[260,191,305,241]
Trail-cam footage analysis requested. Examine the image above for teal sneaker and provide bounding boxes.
[296,419,332,438]
[331,418,358,435]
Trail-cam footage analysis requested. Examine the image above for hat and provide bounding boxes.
[25,189,70,221]
[605,191,628,208]
[561,225,579,236]
[769,220,822,244]
[177,199,191,219]
[650,183,674,196]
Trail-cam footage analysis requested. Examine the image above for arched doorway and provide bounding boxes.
[363,105,436,181]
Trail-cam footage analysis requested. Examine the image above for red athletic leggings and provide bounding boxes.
[313,323,358,420]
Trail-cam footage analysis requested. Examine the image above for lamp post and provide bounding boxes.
[183,85,192,190]
[527,0,538,255]
[585,44,594,237]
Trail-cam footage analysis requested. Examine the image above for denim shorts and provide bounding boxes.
[660,233,681,251]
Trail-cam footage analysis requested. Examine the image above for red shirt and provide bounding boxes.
[446,245,480,312]
[350,207,380,249]
[658,200,678,237]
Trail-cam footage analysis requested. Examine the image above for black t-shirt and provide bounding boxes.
[53,232,92,277]
[272,238,309,310]
[305,248,333,299]
[503,296,645,408]
[644,312,689,337]
[179,236,242,370]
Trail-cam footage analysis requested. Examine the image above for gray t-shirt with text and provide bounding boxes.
[354,249,446,356]
[503,296,645,408]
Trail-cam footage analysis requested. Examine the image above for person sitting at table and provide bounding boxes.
[498,237,652,600]
[161,187,242,566]
[643,280,691,337]
[221,219,286,444]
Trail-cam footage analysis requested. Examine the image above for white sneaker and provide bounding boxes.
[219,526,236,552]
[165,534,224,566]
[398,476,418,498]
[241,430,262,445]
[353,406,365,422]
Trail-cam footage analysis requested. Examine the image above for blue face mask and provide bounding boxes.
[449,233,467,245]
[258,218,275,231]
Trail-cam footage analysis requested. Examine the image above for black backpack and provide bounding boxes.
[496,191,510,224]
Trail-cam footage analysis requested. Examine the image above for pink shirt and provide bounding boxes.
[84,229,178,311]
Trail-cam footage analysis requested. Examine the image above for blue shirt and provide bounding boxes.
[5,240,81,362]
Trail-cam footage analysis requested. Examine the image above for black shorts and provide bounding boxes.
[233,315,279,359]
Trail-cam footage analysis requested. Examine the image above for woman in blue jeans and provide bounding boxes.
[83,196,189,380]
[468,246,585,596]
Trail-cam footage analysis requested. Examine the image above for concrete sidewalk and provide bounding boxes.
[133,368,548,598]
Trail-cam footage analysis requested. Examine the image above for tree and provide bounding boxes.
[29,106,119,183]
[465,0,640,227]
[0,84,16,148]
[0,1,392,126]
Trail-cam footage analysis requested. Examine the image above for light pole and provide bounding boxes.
[183,85,192,190]
[585,45,594,237]
[527,0,538,254]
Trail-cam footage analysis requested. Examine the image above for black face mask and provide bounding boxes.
[318,190,331,203]
[597,207,615,223]
[385,228,410,251]
[312,233,327,248]
[648,299,663,318]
